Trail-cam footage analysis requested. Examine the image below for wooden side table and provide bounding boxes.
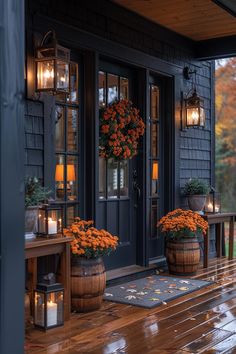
[202,213,236,268]
[25,235,74,320]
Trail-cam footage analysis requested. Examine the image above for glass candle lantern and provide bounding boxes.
[205,188,221,214]
[34,283,64,330]
[38,204,63,236]
[151,161,159,196]
[185,89,205,128]
[35,31,70,93]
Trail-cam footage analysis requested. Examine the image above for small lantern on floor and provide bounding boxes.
[205,187,221,214]
[38,204,63,236]
[34,283,64,330]
[35,30,70,93]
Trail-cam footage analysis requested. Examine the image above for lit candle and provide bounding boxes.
[47,300,58,327]
[215,205,220,213]
[48,217,57,234]
[207,202,213,212]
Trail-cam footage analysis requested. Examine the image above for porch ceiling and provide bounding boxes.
[113,0,236,41]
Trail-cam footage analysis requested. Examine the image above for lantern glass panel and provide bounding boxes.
[47,209,62,234]
[37,60,55,90]
[69,62,79,103]
[38,208,46,234]
[151,161,159,196]
[200,107,206,127]
[186,106,200,127]
[56,61,69,91]
[34,291,45,327]
[46,291,64,327]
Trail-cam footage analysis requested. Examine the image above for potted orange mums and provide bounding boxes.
[64,218,118,312]
[157,209,208,275]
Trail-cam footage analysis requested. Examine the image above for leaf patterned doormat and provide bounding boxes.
[104,275,212,308]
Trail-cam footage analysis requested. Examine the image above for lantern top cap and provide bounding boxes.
[36,282,64,292]
[36,30,70,61]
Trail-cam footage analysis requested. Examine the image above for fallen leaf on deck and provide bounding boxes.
[179,287,189,291]
[104,293,113,297]
[125,295,136,300]
[136,291,148,296]
[126,289,137,293]
[148,297,160,301]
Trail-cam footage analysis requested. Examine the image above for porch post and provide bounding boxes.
[0,1,25,353]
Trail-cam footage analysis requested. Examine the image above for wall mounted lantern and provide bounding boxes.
[182,67,206,129]
[35,31,70,93]
[204,187,221,214]
[34,283,64,330]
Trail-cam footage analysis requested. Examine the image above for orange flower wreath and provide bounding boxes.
[99,99,145,160]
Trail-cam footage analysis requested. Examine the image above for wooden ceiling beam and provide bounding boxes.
[195,34,236,59]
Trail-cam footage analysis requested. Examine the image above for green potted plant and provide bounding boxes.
[158,208,208,275]
[183,178,210,212]
[25,177,51,239]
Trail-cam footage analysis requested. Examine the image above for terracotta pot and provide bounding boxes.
[187,195,206,212]
[166,238,201,275]
[71,257,106,312]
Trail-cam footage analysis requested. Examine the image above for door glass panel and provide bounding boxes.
[120,160,129,198]
[120,77,129,100]
[151,200,158,239]
[107,158,118,199]
[55,105,65,151]
[55,155,65,201]
[108,74,118,104]
[151,122,159,157]
[151,161,159,196]
[67,108,78,152]
[151,85,159,120]
[67,156,78,201]
[99,71,106,107]
[99,157,106,199]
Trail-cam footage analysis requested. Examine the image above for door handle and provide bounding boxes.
[133,181,141,200]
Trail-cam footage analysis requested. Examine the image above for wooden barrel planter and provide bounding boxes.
[71,257,106,312]
[166,238,200,275]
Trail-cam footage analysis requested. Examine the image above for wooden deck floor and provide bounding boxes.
[25,257,236,354]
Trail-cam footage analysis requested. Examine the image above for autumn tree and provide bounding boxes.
[215,58,236,211]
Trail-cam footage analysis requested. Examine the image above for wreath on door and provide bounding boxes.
[99,99,145,160]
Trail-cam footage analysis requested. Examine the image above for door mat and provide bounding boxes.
[104,275,212,309]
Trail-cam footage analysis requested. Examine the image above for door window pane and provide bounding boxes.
[99,157,106,199]
[120,77,129,100]
[55,106,65,151]
[151,122,159,157]
[55,155,65,200]
[99,71,106,107]
[151,161,159,196]
[151,85,159,120]
[107,158,118,199]
[108,74,118,104]
[67,108,78,152]
[69,62,78,103]
[120,160,129,197]
[151,200,158,239]
[67,156,78,201]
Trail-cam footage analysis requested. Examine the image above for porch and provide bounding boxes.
[25,256,236,353]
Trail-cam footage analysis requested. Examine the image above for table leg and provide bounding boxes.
[204,227,210,268]
[59,243,71,320]
[216,223,222,258]
[229,216,234,260]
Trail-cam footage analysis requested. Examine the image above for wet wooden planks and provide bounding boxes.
[25,257,236,354]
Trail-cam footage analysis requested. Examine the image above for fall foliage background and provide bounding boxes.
[215,59,236,211]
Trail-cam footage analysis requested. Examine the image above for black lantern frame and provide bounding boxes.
[204,187,221,214]
[35,30,71,93]
[34,283,64,330]
[38,203,63,236]
[182,66,206,129]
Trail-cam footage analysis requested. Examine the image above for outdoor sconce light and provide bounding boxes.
[182,67,206,129]
[38,204,63,236]
[205,187,221,214]
[55,164,76,200]
[34,283,64,330]
[35,30,70,93]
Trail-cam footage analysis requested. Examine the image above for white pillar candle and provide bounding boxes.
[47,300,58,327]
[207,202,213,212]
[48,217,57,234]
